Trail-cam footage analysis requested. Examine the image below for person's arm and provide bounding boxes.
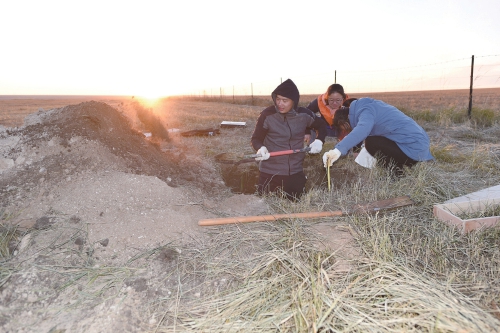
[304,99,321,139]
[306,98,320,114]
[296,107,325,153]
[301,106,316,130]
[310,115,327,143]
[251,110,269,151]
[335,112,375,155]
[299,107,324,142]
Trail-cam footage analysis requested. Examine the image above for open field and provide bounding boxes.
[1,88,500,127]
[1,93,500,332]
[184,87,500,113]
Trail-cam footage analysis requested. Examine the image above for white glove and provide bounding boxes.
[355,146,377,169]
[322,148,341,168]
[309,139,323,154]
[255,146,271,161]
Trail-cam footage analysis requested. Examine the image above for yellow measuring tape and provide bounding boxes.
[327,162,331,191]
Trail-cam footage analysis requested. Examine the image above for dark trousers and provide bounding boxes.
[364,136,418,174]
[257,171,307,201]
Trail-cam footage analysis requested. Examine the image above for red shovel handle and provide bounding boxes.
[247,146,311,159]
[269,147,310,156]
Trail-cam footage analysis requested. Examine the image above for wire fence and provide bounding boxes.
[185,55,500,101]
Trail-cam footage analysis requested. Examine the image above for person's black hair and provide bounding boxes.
[342,98,358,107]
[333,107,351,132]
[326,83,346,99]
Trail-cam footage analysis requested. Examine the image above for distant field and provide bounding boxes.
[346,88,500,112]
[1,88,499,127]
[189,88,500,112]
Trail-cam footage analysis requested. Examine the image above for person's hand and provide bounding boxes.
[322,148,341,168]
[255,146,270,161]
[309,139,323,154]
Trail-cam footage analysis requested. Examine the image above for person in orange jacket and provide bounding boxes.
[306,83,350,142]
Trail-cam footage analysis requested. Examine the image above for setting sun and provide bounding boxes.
[133,90,171,107]
[135,96,162,107]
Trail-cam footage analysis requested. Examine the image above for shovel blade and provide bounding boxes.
[349,196,414,214]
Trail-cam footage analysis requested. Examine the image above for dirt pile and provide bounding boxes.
[0,101,232,218]
[0,100,271,332]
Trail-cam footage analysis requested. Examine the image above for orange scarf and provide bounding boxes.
[317,92,335,126]
[317,92,351,140]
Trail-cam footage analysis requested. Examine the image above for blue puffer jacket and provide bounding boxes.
[335,98,434,161]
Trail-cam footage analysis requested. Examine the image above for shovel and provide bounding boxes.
[215,147,311,165]
[199,195,414,226]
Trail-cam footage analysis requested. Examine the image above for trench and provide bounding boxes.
[219,162,260,194]
[218,156,359,195]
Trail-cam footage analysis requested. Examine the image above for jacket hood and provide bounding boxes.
[272,79,300,110]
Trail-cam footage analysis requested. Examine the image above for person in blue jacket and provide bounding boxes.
[251,79,327,200]
[322,98,434,175]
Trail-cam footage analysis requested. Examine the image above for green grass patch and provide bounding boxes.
[430,145,468,163]
[406,107,499,127]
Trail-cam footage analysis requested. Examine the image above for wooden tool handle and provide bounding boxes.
[199,211,343,226]
[198,196,414,226]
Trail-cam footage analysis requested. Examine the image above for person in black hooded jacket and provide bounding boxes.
[251,79,327,200]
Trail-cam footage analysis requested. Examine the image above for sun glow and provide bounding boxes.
[136,96,162,107]
[134,90,170,107]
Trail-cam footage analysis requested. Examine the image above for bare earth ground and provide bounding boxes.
[0,98,361,332]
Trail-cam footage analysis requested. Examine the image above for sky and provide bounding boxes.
[1,0,499,97]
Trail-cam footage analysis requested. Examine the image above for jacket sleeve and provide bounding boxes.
[310,115,327,143]
[335,111,375,155]
[305,99,326,137]
[306,98,320,114]
[302,107,316,136]
[299,107,327,142]
[251,110,269,151]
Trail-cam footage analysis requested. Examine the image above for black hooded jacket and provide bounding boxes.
[251,79,327,176]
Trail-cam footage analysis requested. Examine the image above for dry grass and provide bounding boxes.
[447,203,500,220]
[149,186,500,331]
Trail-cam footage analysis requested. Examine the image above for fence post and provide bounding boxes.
[335,70,336,84]
[468,55,474,119]
[251,83,254,106]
